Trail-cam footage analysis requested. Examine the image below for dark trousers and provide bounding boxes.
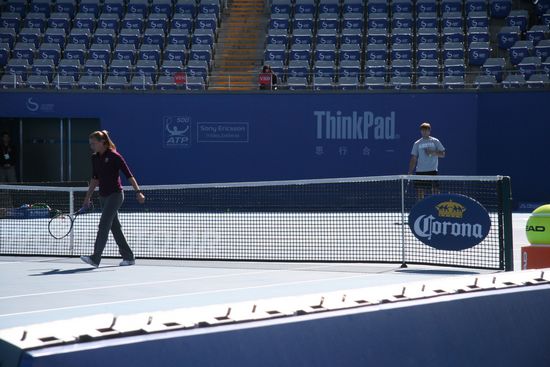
[91,192,134,264]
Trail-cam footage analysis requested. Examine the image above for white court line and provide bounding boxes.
[0,264,381,300]
[0,273,372,318]
[0,258,64,265]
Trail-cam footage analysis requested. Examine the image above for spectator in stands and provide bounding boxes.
[0,132,17,183]
[259,65,277,90]
[408,123,445,198]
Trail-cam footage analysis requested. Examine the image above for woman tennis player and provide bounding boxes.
[80,130,145,268]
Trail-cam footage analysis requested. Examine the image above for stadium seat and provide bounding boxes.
[417,43,439,61]
[186,60,209,80]
[6,58,29,80]
[0,73,24,88]
[527,25,549,45]
[443,42,464,60]
[185,76,205,90]
[27,75,50,89]
[139,44,162,66]
[6,0,26,16]
[17,28,41,48]
[442,75,464,89]
[199,0,221,17]
[467,27,490,44]
[13,43,35,65]
[164,44,187,62]
[518,56,542,79]
[48,13,71,34]
[122,14,144,31]
[417,28,439,44]
[506,10,529,32]
[337,76,360,90]
[33,0,53,16]
[465,0,486,13]
[442,12,463,28]
[69,29,92,48]
[102,0,125,18]
[417,12,438,29]
[157,75,179,90]
[79,0,101,17]
[314,61,336,79]
[287,76,309,90]
[417,76,440,89]
[339,60,362,78]
[343,0,364,14]
[527,73,550,88]
[98,14,120,31]
[317,14,339,31]
[55,0,77,16]
[343,14,364,30]
[168,29,190,46]
[23,13,47,33]
[136,60,158,81]
[271,0,291,15]
[31,58,55,81]
[390,76,412,89]
[58,59,81,79]
[0,43,9,67]
[468,42,491,66]
[366,44,387,61]
[368,13,389,29]
[391,60,412,77]
[340,44,361,62]
[444,59,466,77]
[481,58,506,82]
[44,28,66,48]
[118,29,141,48]
[113,44,137,63]
[441,0,462,13]
[467,12,489,28]
[39,43,61,66]
[105,75,129,90]
[442,27,464,43]
[175,0,196,15]
[78,75,103,89]
[288,60,310,78]
[127,0,149,17]
[393,13,414,29]
[152,0,173,16]
[92,30,115,49]
[131,75,154,90]
[0,28,17,49]
[367,0,388,14]
[364,76,386,89]
[109,59,132,81]
[392,0,413,13]
[474,74,497,88]
[267,30,288,45]
[0,13,21,33]
[292,30,313,45]
[509,40,534,66]
[543,11,550,26]
[417,59,440,77]
[143,29,165,47]
[367,28,388,45]
[88,44,111,63]
[290,44,312,62]
[190,44,212,65]
[319,0,340,15]
[172,15,194,31]
[149,14,170,33]
[73,13,96,33]
[490,0,512,18]
[265,60,285,80]
[497,26,520,49]
[293,14,314,31]
[84,59,106,78]
[269,15,290,30]
[392,29,413,45]
[315,44,337,62]
[542,57,550,75]
[295,0,316,15]
[341,29,362,45]
[265,44,286,62]
[193,29,215,47]
[195,14,218,33]
[316,29,338,45]
[502,74,526,88]
[365,59,386,77]
[313,76,333,90]
[160,60,185,77]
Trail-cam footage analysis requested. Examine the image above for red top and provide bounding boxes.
[91,149,133,197]
[258,73,272,85]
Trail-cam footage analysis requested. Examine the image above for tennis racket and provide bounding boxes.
[48,204,92,240]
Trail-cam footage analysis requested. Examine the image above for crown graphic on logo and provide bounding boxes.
[435,200,466,219]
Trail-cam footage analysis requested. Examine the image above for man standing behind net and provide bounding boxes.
[408,122,445,198]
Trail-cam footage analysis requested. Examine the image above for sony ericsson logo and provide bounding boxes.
[26,97,39,112]
[163,116,191,148]
[408,194,491,251]
[315,110,398,140]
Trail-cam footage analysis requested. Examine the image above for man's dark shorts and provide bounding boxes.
[415,171,439,191]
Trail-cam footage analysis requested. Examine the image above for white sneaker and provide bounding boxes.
[80,256,99,268]
[119,259,135,266]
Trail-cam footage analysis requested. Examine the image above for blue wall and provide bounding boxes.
[0,90,548,204]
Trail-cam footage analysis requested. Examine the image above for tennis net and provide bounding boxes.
[0,175,513,270]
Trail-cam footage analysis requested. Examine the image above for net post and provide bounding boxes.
[400,176,407,268]
[500,176,514,271]
[69,189,75,256]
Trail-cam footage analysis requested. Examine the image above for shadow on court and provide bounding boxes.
[29,266,118,276]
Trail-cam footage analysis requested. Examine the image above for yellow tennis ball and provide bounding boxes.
[526,204,550,245]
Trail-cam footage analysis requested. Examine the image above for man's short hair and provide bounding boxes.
[420,122,431,130]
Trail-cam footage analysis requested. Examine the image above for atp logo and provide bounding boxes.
[163,116,191,148]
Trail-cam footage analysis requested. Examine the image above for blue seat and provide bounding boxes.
[417,43,439,60]
[502,74,526,88]
[118,29,141,48]
[365,76,386,89]
[444,59,465,77]
[340,60,362,77]
[316,29,338,45]
[314,60,336,79]
[0,28,17,49]
[139,44,161,66]
[442,27,464,43]
[417,59,440,77]
[6,0,27,17]
[442,12,463,28]
[318,0,340,15]
[337,76,360,90]
[315,44,337,62]
[113,44,137,63]
[442,75,464,89]
[18,28,41,48]
[171,15,194,31]
[468,42,490,66]
[465,0,486,13]
[98,14,120,30]
[340,44,361,61]
[269,15,289,30]
[367,0,388,14]
[416,0,437,13]
[441,0,462,13]
[136,59,158,81]
[68,29,92,47]
[27,75,50,88]
[271,0,291,14]
[38,43,61,65]
[290,44,312,62]
[443,42,464,60]
[292,29,313,45]
[185,60,208,80]
[80,59,107,79]
[157,75,180,90]
[535,0,550,16]
[31,0,52,17]
[168,29,190,46]
[64,43,87,64]
[416,12,438,29]
[417,28,439,44]
[102,0,125,18]
[73,13,96,33]
[341,29,362,45]
[0,43,9,67]
[467,11,489,28]
[192,29,215,47]
[535,39,550,61]
[543,11,550,26]
[199,0,220,17]
[143,29,165,47]
[343,0,364,14]
[474,75,497,89]
[43,28,66,48]
[368,13,389,29]
[287,60,310,78]
[265,60,285,80]
[417,76,440,89]
[527,25,549,46]
[0,13,21,33]
[393,13,414,29]
[497,26,520,49]
[105,75,129,90]
[366,44,387,61]
[342,14,363,30]
[185,76,205,90]
[391,43,412,61]
[1,74,25,88]
[390,76,411,89]
[267,30,288,45]
[31,59,55,81]
[189,44,212,64]
[367,28,388,45]
[264,44,286,62]
[467,27,490,44]
[6,58,29,80]
[195,14,218,32]
[489,0,512,18]
[151,0,173,16]
[122,14,144,31]
[526,73,550,88]
[130,75,154,90]
[78,75,102,89]
[392,0,413,13]
[509,40,534,65]
[295,0,316,15]
[391,59,412,77]
[313,76,333,90]
[78,0,100,17]
[175,0,196,16]
[93,29,116,48]
[294,14,314,31]
[109,59,132,81]
[287,77,309,90]
[518,56,542,79]
[160,60,184,77]
[88,44,111,63]
[58,59,81,79]
[148,13,169,33]
[48,13,71,34]
[506,10,529,32]
[317,14,339,31]
[164,44,187,62]
[365,59,386,77]
[13,43,35,65]
[127,0,149,17]
[481,57,505,82]
[542,57,550,75]
[23,13,47,33]
[392,28,413,45]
